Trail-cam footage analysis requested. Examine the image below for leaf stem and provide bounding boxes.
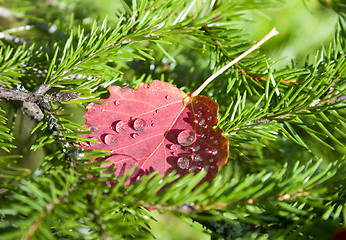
[190,27,279,97]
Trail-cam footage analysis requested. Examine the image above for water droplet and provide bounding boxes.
[133,118,146,131]
[188,165,196,172]
[155,109,160,114]
[210,136,215,140]
[103,134,117,146]
[177,130,196,147]
[89,126,99,132]
[143,83,151,89]
[209,159,214,163]
[198,118,206,126]
[207,116,212,121]
[112,120,128,133]
[88,137,99,147]
[213,140,219,145]
[151,123,155,127]
[165,95,171,100]
[201,134,206,139]
[201,164,209,171]
[170,144,178,150]
[197,111,202,118]
[211,149,218,155]
[156,86,162,90]
[177,156,189,169]
[114,100,120,106]
[193,154,201,162]
[192,145,200,152]
[131,133,139,139]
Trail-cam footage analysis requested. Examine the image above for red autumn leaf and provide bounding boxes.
[78,80,229,184]
[77,28,279,184]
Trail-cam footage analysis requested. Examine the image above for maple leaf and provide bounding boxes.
[77,28,279,184]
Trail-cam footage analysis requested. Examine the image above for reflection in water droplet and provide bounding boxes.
[192,145,200,152]
[89,137,99,147]
[143,83,151,89]
[177,130,196,147]
[188,165,196,172]
[114,100,120,106]
[89,126,99,133]
[177,156,189,169]
[165,95,171,100]
[113,120,128,133]
[170,144,178,150]
[104,134,117,146]
[201,164,209,171]
[133,118,146,131]
[193,154,201,162]
[199,119,206,126]
[131,133,139,139]
[211,149,218,155]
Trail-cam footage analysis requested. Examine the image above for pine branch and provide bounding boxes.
[0,0,345,239]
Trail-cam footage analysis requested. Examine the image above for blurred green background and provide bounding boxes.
[0,0,340,239]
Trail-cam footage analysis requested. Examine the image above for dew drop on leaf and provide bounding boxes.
[193,154,201,162]
[155,109,160,114]
[201,164,209,171]
[103,134,118,146]
[112,120,128,133]
[177,156,189,169]
[169,144,178,150]
[88,137,99,147]
[131,133,139,139]
[143,83,151,89]
[177,130,196,147]
[114,100,120,106]
[133,118,146,131]
[188,165,196,172]
[198,118,206,126]
[211,149,218,156]
[192,145,200,152]
[89,126,99,133]
[165,95,171,100]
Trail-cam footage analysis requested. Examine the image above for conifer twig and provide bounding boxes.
[190,27,279,97]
